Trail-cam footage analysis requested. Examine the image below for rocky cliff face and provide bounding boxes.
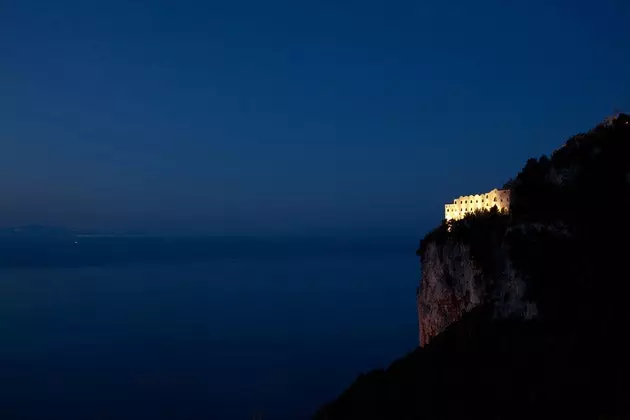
[417,212,539,346]
[417,241,482,346]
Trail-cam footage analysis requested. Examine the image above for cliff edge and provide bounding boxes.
[314,113,630,420]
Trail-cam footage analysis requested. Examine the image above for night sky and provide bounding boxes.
[2,0,629,236]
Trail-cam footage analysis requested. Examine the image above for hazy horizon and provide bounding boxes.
[0,222,427,239]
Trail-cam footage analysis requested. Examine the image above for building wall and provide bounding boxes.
[444,189,510,221]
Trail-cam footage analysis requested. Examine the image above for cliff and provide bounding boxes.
[416,210,537,347]
[313,113,630,420]
[419,113,630,347]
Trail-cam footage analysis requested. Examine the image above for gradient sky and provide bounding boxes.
[2,0,629,235]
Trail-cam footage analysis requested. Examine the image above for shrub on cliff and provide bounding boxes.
[416,221,448,261]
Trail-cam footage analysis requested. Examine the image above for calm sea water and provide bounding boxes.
[0,237,419,420]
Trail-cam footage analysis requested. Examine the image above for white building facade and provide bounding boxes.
[444,188,510,221]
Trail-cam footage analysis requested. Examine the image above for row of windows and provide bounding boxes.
[456,197,505,204]
[447,200,503,208]
[446,204,507,213]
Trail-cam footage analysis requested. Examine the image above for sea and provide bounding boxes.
[0,236,419,420]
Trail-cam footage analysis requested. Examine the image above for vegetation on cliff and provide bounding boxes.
[313,114,630,419]
[417,207,509,276]
[508,113,630,323]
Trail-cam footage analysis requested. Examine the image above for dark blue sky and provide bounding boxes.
[2,0,629,235]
